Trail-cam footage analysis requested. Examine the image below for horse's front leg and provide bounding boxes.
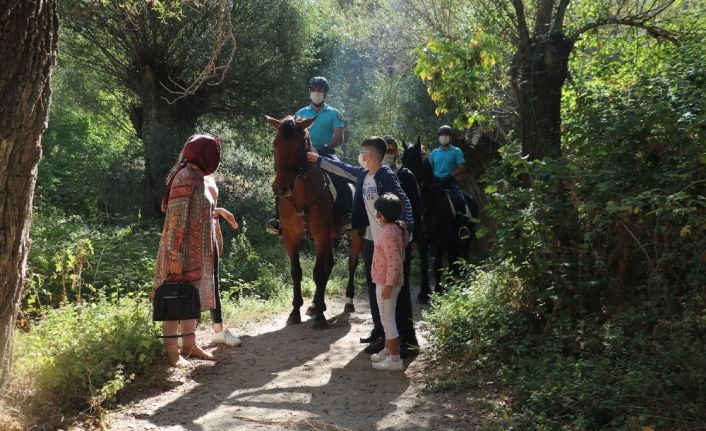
[311,241,334,330]
[286,243,303,325]
[417,234,431,304]
[344,229,363,312]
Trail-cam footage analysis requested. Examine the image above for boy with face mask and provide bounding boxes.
[306,137,415,357]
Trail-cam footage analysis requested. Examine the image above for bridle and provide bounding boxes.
[274,125,329,236]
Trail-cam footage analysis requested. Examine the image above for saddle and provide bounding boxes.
[431,181,478,240]
[433,182,472,219]
[323,171,354,218]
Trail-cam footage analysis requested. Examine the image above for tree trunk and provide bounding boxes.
[130,66,199,218]
[512,32,574,160]
[0,0,58,389]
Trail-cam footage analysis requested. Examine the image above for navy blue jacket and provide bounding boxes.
[318,157,414,236]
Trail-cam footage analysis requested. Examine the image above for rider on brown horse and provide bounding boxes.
[267,76,352,236]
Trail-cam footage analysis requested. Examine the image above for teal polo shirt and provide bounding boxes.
[295,103,345,151]
[429,145,465,179]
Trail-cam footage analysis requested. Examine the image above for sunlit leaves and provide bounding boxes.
[414,29,500,129]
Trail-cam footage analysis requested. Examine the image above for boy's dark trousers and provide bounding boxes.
[363,239,417,345]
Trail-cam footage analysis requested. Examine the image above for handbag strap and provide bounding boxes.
[156,318,196,339]
[157,332,195,339]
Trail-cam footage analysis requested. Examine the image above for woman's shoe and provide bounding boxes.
[213,328,242,347]
[180,345,216,361]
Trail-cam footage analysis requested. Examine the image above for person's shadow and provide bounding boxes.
[136,307,408,430]
[221,338,411,430]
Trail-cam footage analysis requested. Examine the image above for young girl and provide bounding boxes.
[370,193,410,371]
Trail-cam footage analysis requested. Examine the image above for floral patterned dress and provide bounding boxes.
[153,166,217,310]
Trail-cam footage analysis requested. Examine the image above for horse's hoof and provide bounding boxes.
[312,318,329,330]
[286,311,302,325]
[343,302,355,313]
[305,304,317,316]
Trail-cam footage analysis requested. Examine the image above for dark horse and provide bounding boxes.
[267,115,355,329]
[401,138,478,299]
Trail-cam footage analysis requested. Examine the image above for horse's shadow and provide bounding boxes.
[223,347,411,430]
[138,309,408,430]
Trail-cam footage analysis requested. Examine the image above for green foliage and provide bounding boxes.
[424,261,530,363]
[424,11,706,428]
[13,296,164,427]
[40,52,143,216]
[24,207,158,318]
[414,29,500,129]
[219,221,286,300]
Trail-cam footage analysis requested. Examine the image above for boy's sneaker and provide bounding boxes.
[370,350,389,363]
[213,328,242,347]
[372,357,404,371]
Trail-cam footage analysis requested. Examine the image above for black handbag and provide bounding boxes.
[152,281,201,322]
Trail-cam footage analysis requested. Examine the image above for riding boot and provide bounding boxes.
[266,197,282,236]
[331,174,352,231]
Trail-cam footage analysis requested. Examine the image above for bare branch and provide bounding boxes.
[573,16,678,44]
[571,0,677,42]
[510,0,531,44]
[552,0,571,33]
[160,0,237,104]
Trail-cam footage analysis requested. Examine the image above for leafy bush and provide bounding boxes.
[23,207,158,319]
[424,261,530,362]
[13,295,164,428]
[424,16,706,429]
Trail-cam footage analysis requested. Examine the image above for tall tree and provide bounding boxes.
[408,0,678,159]
[63,0,313,216]
[0,0,58,389]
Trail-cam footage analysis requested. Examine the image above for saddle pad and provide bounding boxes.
[323,172,337,201]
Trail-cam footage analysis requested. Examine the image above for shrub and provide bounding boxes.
[424,19,706,428]
[13,295,165,428]
[23,208,158,320]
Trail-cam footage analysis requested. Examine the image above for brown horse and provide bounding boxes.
[267,114,349,329]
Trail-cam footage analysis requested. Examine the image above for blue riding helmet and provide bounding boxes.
[308,76,330,93]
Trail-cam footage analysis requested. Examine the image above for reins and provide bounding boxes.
[280,132,329,237]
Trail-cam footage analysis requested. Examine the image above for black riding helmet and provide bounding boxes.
[308,76,330,93]
[437,125,453,136]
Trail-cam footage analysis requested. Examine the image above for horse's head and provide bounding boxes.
[267,115,315,198]
[401,136,432,184]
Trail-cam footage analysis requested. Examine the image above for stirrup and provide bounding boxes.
[458,225,471,240]
[341,213,352,232]
[266,218,281,236]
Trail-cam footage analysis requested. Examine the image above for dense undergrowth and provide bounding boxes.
[424,24,706,430]
[9,202,355,429]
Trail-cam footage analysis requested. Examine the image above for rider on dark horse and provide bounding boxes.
[267,76,352,235]
[428,125,474,240]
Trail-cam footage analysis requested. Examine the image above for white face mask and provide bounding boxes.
[439,135,451,146]
[310,91,325,105]
[382,154,396,167]
[358,153,369,170]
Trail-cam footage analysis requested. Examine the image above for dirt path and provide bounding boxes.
[105,294,481,431]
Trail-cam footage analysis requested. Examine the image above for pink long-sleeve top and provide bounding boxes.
[371,222,410,288]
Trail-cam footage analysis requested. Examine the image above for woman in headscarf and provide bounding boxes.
[154,134,224,367]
